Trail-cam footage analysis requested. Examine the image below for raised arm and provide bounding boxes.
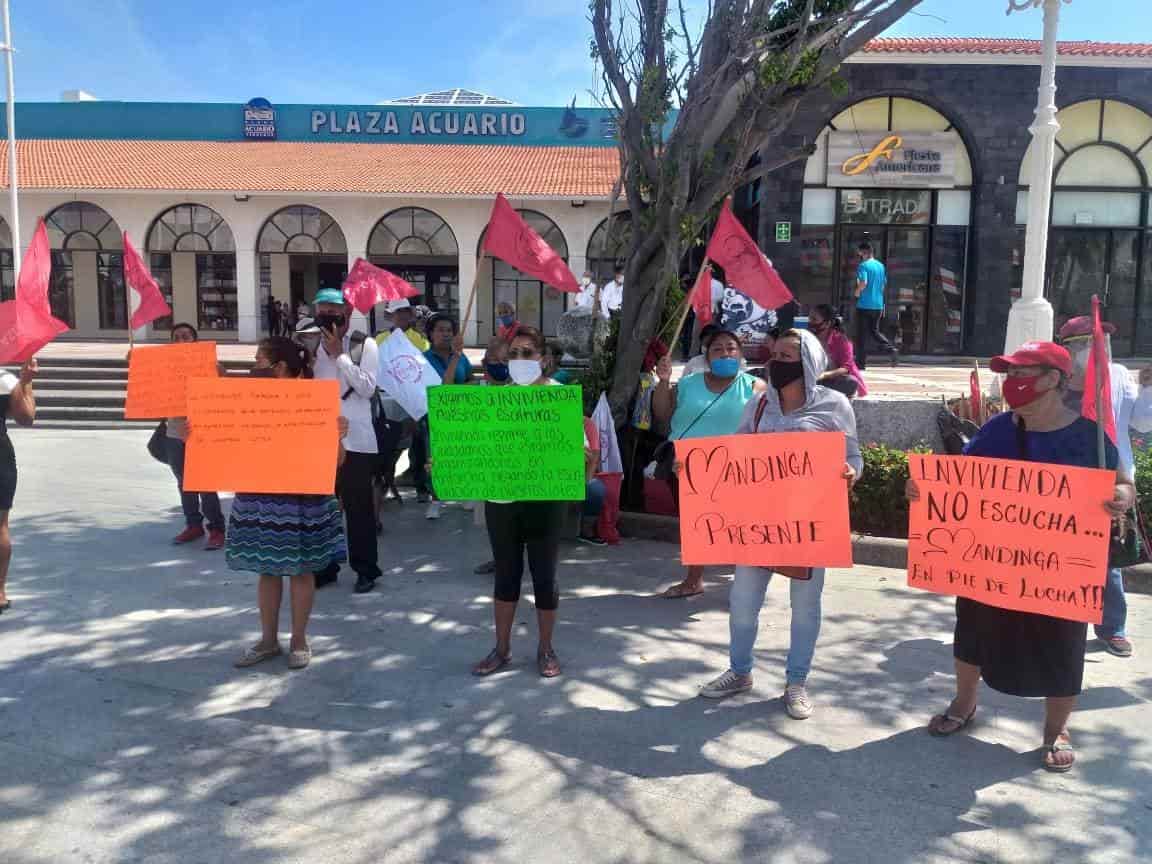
[8,361,37,427]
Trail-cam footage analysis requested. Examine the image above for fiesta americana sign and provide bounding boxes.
[827,131,957,188]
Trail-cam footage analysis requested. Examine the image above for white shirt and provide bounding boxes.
[599,279,624,318]
[313,333,379,454]
[710,278,725,311]
[572,282,598,311]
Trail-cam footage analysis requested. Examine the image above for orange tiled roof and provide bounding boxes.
[863,37,1152,57]
[0,140,620,198]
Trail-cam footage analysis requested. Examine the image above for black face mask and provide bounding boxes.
[485,362,510,382]
[250,366,276,378]
[315,313,346,332]
[769,359,804,391]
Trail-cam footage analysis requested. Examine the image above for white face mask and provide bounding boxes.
[508,358,542,386]
[581,277,591,286]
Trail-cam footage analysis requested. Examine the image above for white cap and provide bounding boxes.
[386,298,412,312]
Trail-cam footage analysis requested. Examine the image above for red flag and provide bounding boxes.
[705,199,792,310]
[1082,295,1116,444]
[970,365,982,421]
[17,219,53,318]
[690,264,715,326]
[482,194,580,293]
[123,232,172,330]
[0,297,69,363]
[342,258,419,314]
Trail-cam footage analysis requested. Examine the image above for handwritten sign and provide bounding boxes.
[675,432,852,567]
[907,454,1115,624]
[427,385,585,501]
[183,378,341,495]
[124,342,218,419]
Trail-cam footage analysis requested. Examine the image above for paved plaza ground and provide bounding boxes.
[1,429,1150,863]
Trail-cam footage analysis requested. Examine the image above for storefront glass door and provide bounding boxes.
[839,227,931,353]
[1049,230,1140,355]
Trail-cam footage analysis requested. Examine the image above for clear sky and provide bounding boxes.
[9,0,1149,107]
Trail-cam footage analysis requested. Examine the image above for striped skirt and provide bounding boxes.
[226,493,346,577]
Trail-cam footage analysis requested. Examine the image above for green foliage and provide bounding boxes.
[849,443,932,538]
[581,316,620,415]
[1134,444,1152,529]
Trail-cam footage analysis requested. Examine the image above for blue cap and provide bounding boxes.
[313,288,346,306]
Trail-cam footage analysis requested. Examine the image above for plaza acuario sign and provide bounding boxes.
[826,131,958,189]
[310,107,528,137]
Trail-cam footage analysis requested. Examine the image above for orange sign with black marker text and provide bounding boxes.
[907,454,1115,624]
[675,432,853,568]
[124,341,218,419]
[183,378,341,495]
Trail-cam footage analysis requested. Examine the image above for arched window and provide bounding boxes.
[0,216,12,302]
[257,205,347,255]
[44,202,124,329]
[147,204,238,332]
[585,213,632,284]
[369,207,458,257]
[481,209,569,335]
[1018,99,1152,354]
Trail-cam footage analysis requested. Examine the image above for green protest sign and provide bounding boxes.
[427,384,586,501]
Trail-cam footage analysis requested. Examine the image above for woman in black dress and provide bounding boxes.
[0,358,39,613]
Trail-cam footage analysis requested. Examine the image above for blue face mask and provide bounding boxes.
[485,362,510,382]
[499,315,515,328]
[710,357,740,378]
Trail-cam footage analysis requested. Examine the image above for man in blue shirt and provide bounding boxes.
[853,242,898,369]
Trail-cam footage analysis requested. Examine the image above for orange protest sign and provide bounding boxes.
[674,432,853,568]
[907,454,1115,624]
[124,341,218,419]
[183,378,341,495]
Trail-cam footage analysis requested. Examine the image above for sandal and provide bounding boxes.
[928,705,977,737]
[287,645,312,670]
[660,582,704,599]
[233,642,283,668]
[472,649,511,677]
[538,649,561,679]
[1043,733,1075,773]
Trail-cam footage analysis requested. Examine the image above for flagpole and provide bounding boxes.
[663,258,710,347]
[2,0,20,280]
[1093,296,1107,470]
[460,256,483,341]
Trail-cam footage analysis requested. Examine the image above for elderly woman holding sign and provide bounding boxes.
[698,329,860,719]
[908,341,1132,772]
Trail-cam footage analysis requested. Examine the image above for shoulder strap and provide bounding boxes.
[676,376,737,440]
[342,331,369,401]
[753,392,769,432]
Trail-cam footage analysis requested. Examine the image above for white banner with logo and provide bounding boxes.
[377,330,441,421]
[827,131,958,188]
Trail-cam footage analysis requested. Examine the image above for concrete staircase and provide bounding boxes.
[4,357,252,430]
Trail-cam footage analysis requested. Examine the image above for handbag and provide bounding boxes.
[1109,505,1149,569]
[652,378,738,482]
[147,421,169,464]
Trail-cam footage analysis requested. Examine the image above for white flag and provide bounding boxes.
[592,392,623,474]
[376,330,441,420]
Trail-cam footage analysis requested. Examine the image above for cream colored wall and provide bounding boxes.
[172,252,198,326]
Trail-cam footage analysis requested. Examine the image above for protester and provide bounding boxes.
[0,359,37,614]
[473,337,511,576]
[1058,317,1152,658]
[809,304,867,398]
[495,301,521,342]
[652,327,766,598]
[580,415,607,546]
[376,298,429,351]
[472,325,568,678]
[311,288,382,593]
[417,313,473,519]
[163,322,226,550]
[600,265,625,318]
[543,341,573,384]
[229,337,347,670]
[683,324,748,376]
[266,297,279,336]
[698,329,861,719]
[853,242,898,369]
[909,341,1130,772]
[572,270,598,313]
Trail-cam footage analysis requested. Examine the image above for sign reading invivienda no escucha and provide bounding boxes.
[2,99,659,148]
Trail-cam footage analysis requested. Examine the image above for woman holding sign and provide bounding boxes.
[652,328,765,598]
[908,341,1131,772]
[229,337,347,671]
[0,359,38,614]
[699,329,861,720]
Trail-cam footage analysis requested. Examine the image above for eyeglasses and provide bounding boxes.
[507,348,539,360]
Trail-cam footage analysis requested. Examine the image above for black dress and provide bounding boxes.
[0,373,18,510]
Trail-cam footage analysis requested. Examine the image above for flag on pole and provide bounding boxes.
[969,363,982,422]
[689,264,715,327]
[123,232,172,329]
[342,257,419,314]
[0,218,70,361]
[1082,295,1116,444]
[482,194,580,293]
[17,219,52,317]
[705,199,793,311]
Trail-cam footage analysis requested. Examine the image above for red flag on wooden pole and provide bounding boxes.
[17,219,52,317]
[342,258,419,314]
[689,263,715,327]
[482,194,580,294]
[123,232,172,330]
[0,219,70,361]
[1082,294,1116,448]
[969,363,982,421]
[705,199,792,311]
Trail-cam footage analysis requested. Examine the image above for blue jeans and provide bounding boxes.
[583,478,606,518]
[166,438,224,531]
[729,565,825,684]
[1095,567,1127,639]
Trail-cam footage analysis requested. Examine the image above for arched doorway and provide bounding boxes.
[146,203,237,334]
[585,213,632,285]
[1017,99,1152,355]
[800,96,973,354]
[44,202,124,331]
[478,209,569,339]
[368,207,459,321]
[257,205,347,320]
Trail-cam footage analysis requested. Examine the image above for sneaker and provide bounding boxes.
[425,501,443,520]
[173,525,205,545]
[233,642,282,668]
[783,683,813,719]
[1102,636,1134,658]
[578,534,607,546]
[287,645,312,670]
[353,574,376,594]
[204,529,226,551]
[700,670,753,699]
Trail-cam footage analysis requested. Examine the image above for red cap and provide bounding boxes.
[989,341,1073,375]
[1058,315,1115,339]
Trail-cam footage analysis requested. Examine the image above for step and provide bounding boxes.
[33,406,131,421]
[13,419,153,432]
[23,379,128,392]
[36,392,127,408]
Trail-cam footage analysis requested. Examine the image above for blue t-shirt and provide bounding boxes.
[964,413,1117,472]
[424,350,473,384]
[856,258,887,311]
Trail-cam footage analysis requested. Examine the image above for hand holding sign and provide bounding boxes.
[124,342,218,419]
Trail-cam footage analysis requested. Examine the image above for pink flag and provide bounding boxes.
[689,264,715,327]
[342,258,419,314]
[123,232,172,329]
[17,219,53,318]
[0,297,69,363]
[482,194,580,293]
[1082,295,1117,444]
[705,199,793,311]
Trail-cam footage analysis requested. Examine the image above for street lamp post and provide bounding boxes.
[1003,0,1071,354]
[1,0,19,281]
